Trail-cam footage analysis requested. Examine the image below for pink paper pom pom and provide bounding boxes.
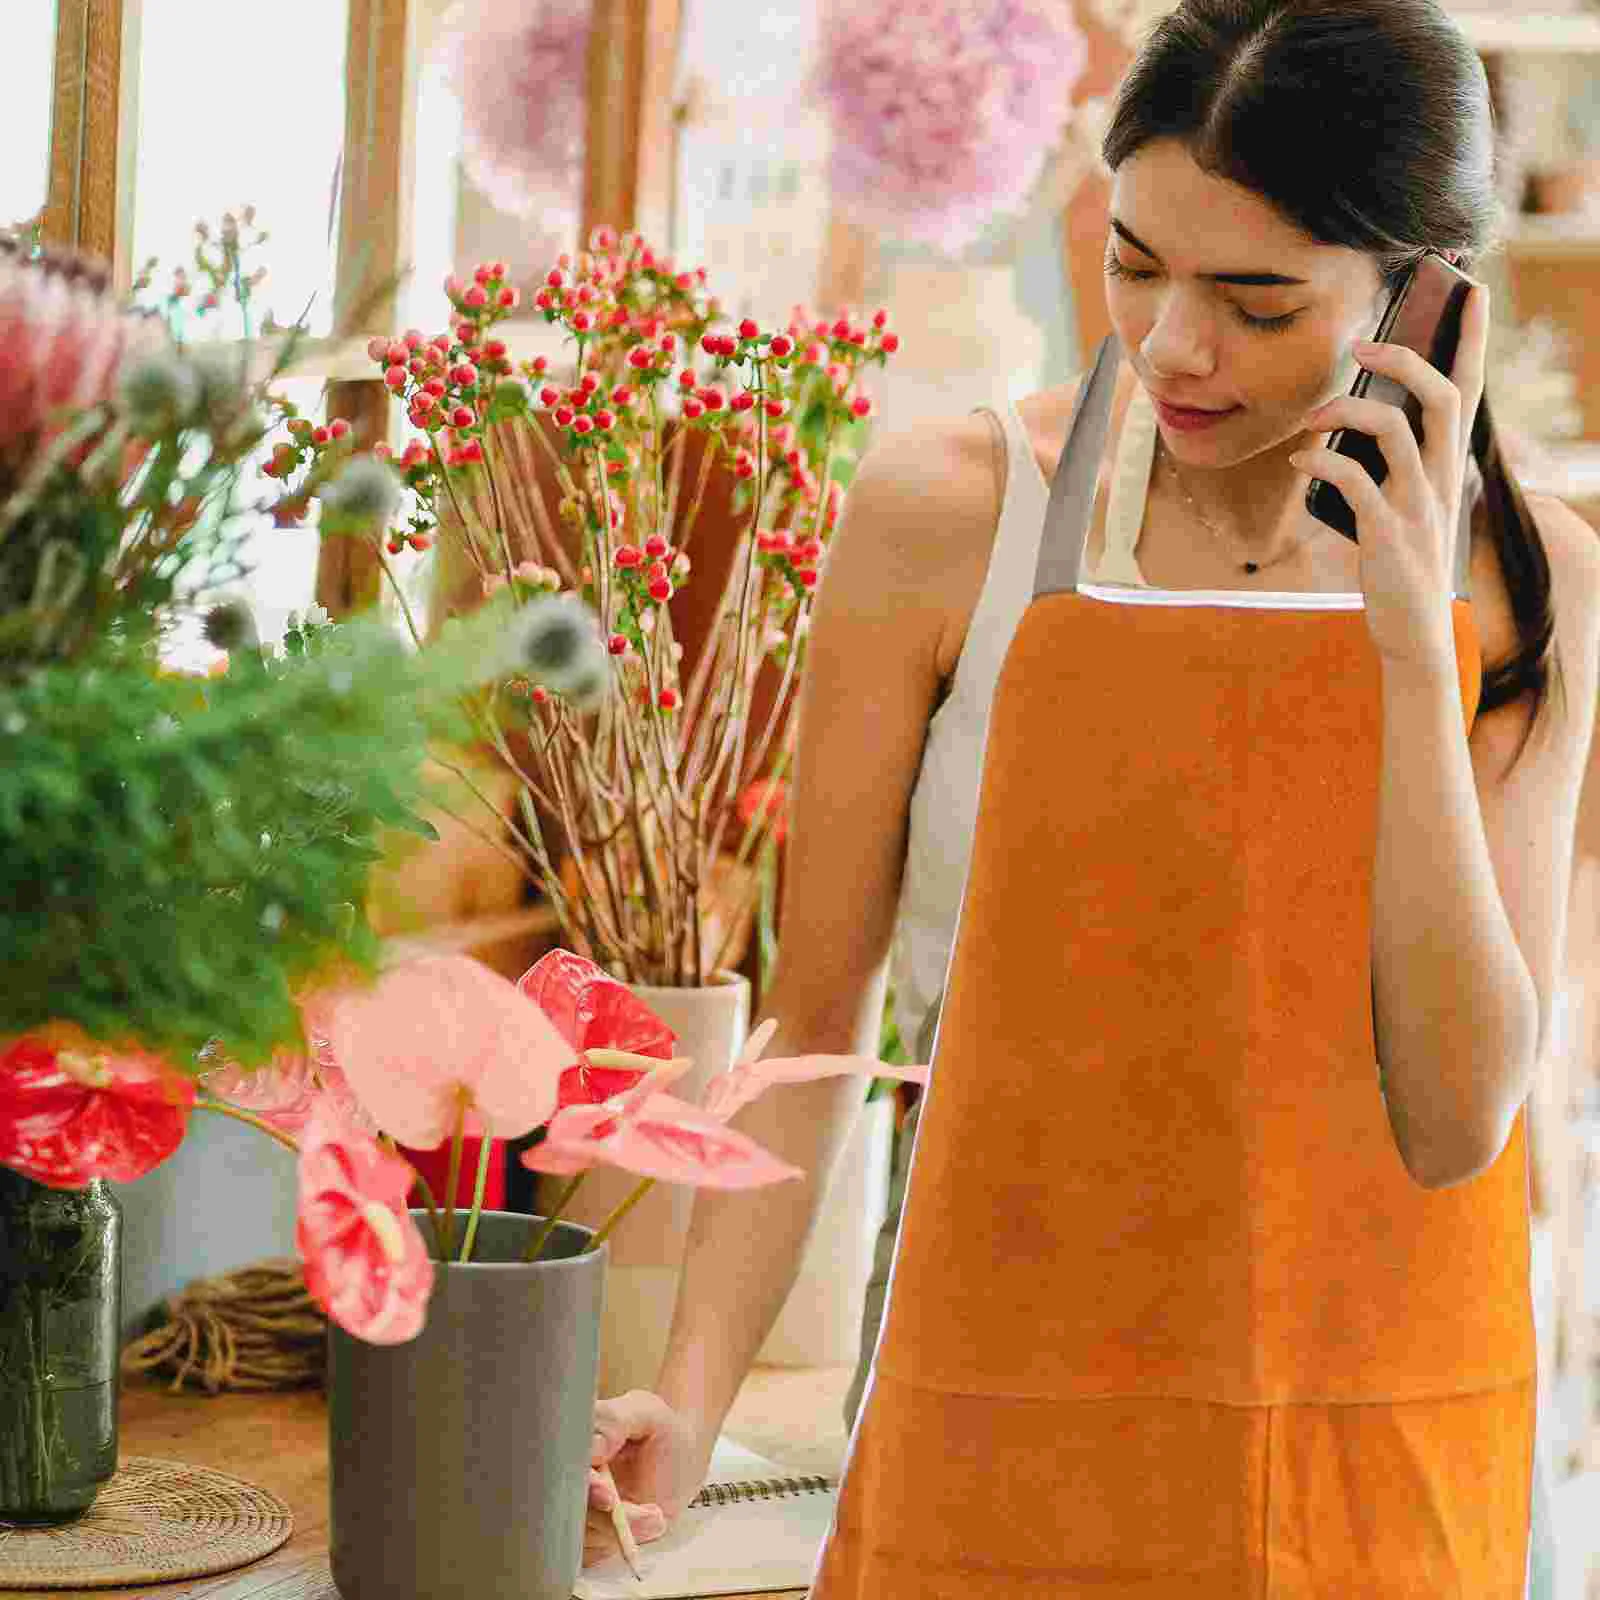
[437,0,592,235]
[810,0,1091,255]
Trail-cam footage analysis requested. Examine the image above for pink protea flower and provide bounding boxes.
[0,251,155,496]
[295,1099,435,1345]
[517,948,677,1109]
[810,0,1090,254]
[521,1089,805,1190]
[0,1027,196,1187]
[312,954,571,1147]
[437,0,590,236]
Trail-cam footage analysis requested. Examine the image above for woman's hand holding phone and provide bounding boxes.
[1289,259,1491,680]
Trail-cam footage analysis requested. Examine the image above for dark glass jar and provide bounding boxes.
[0,1168,122,1523]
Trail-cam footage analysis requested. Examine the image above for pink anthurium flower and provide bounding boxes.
[521,1089,804,1190]
[201,1046,319,1135]
[314,954,571,1148]
[295,1098,435,1345]
[699,1015,930,1123]
[201,1010,377,1141]
[0,1027,196,1187]
[517,948,677,1107]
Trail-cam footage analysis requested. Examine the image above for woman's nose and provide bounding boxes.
[1140,298,1218,380]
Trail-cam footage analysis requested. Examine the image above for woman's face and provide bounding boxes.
[1104,138,1390,464]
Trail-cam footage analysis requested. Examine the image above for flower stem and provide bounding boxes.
[458,1134,496,1263]
[442,1095,467,1259]
[371,536,424,648]
[588,1177,656,1255]
[192,1097,301,1154]
[387,1140,447,1259]
[521,1172,587,1263]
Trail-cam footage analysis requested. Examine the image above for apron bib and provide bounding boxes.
[812,334,1535,1598]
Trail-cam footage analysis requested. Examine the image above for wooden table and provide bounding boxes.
[0,1365,856,1600]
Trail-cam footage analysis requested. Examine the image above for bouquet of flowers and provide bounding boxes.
[264,226,899,988]
[0,213,603,1066]
[0,216,611,1512]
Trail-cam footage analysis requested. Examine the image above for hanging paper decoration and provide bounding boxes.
[810,0,1091,255]
[437,0,592,235]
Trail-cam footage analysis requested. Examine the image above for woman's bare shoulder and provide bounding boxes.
[840,385,1085,677]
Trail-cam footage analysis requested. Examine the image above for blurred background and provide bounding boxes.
[7,2,1600,1592]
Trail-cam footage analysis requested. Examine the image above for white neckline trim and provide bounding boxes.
[1075,581,1366,610]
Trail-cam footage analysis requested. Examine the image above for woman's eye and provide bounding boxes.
[1103,256,1153,282]
[1106,254,1303,335]
[1234,306,1301,334]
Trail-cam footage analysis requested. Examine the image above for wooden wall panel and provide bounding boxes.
[42,0,126,269]
[580,0,682,247]
[1060,8,1136,366]
[1505,256,1600,442]
[316,0,419,620]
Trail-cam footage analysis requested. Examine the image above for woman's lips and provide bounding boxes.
[1152,396,1241,432]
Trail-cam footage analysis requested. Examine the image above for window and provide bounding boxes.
[128,0,348,338]
[4,0,55,230]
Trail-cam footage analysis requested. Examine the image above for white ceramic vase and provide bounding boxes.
[544,969,750,1398]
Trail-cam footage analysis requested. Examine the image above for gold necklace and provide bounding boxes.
[1157,438,1326,577]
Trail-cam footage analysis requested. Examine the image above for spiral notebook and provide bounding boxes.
[573,1435,839,1599]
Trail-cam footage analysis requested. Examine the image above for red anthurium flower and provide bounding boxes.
[520,1089,804,1191]
[734,777,788,847]
[295,1099,435,1345]
[0,1027,196,1187]
[517,948,677,1108]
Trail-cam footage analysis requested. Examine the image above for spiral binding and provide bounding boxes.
[687,1473,836,1510]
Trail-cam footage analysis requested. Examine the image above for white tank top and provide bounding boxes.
[886,388,1159,1058]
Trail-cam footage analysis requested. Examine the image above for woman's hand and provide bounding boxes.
[1288,276,1491,680]
[583,1389,711,1569]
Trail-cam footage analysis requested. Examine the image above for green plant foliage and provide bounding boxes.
[0,615,474,1069]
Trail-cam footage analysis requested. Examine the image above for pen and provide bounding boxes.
[599,1462,644,1582]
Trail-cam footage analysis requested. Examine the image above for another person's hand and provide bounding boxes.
[583,1390,710,1569]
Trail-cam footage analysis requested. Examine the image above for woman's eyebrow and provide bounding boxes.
[1110,217,1310,287]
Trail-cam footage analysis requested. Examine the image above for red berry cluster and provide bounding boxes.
[611,531,687,610]
[260,413,355,530]
[366,262,522,470]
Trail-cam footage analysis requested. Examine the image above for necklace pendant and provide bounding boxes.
[1244,561,1259,575]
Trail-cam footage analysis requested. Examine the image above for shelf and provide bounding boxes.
[1503,216,1600,260]
[1450,9,1600,53]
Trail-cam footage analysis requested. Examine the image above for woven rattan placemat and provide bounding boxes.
[0,1456,293,1590]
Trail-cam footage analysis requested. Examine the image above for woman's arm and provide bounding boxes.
[1373,498,1600,1189]
[651,414,1004,1454]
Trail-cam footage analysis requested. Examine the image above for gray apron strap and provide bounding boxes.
[1033,331,1123,600]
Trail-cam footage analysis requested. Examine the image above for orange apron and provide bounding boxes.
[811,334,1535,1598]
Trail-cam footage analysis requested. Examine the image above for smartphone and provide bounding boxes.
[1304,250,1474,542]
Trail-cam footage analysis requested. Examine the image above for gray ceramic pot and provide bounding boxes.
[328,1211,606,1600]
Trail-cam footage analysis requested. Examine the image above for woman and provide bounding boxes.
[588,1,1600,1590]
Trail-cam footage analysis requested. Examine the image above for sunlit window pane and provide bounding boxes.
[130,0,347,338]
[159,377,331,674]
[2,0,55,230]
[673,0,832,326]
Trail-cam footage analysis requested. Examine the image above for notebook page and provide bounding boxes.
[573,1435,837,1600]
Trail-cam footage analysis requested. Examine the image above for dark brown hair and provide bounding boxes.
[1102,0,1565,759]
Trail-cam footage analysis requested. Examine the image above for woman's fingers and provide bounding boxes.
[583,1500,667,1568]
